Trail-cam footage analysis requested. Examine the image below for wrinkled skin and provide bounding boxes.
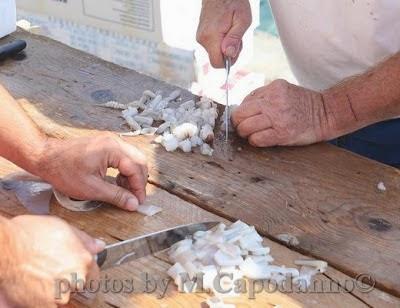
[232,80,333,147]
[0,215,105,307]
[38,134,148,211]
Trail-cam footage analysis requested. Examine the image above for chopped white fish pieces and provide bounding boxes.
[134,115,154,126]
[162,134,179,152]
[293,266,319,288]
[173,123,199,140]
[136,205,162,216]
[200,143,214,156]
[179,139,192,153]
[121,107,138,118]
[294,259,328,273]
[122,114,141,131]
[190,135,203,147]
[206,297,235,308]
[167,221,325,302]
[113,89,217,156]
[200,124,214,142]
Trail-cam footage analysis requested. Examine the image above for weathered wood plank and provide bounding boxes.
[0,158,388,308]
[1,30,400,299]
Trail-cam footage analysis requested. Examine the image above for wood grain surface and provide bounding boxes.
[0,158,397,307]
[0,30,399,306]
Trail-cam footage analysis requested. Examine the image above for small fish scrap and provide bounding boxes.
[377,181,387,192]
[97,89,218,156]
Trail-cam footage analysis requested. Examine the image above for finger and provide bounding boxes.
[116,174,129,188]
[118,159,147,204]
[54,284,71,306]
[231,99,263,127]
[205,38,225,68]
[72,227,106,255]
[127,173,146,204]
[237,114,272,138]
[117,141,148,178]
[249,129,280,148]
[116,173,147,205]
[222,10,252,59]
[85,261,100,291]
[230,41,243,66]
[94,179,139,211]
[111,141,148,203]
[243,88,264,103]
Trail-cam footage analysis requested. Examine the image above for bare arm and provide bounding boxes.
[0,84,46,173]
[0,84,148,210]
[232,52,400,147]
[322,52,400,140]
[0,217,15,294]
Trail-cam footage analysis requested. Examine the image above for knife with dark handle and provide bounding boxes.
[96,221,219,269]
[0,40,27,61]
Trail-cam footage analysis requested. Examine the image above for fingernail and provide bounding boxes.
[95,239,106,250]
[225,46,236,58]
[126,197,138,211]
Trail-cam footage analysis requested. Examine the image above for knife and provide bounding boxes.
[96,221,219,269]
[224,56,232,142]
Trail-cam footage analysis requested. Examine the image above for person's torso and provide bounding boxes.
[269,0,400,91]
[0,0,16,39]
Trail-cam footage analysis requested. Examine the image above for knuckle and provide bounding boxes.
[237,126,247,138]
[196,31,210,45]
[98,133,118,145]
[248,135,259,147]
[136,152,148,166]
[245,17,252,28]
[271,79,289,90]
[227,32,243,41]
[112,187,127,207]
[81,251,94,267]
[56,293,71,305]
[209,57,222,68]
[196,32,203,44]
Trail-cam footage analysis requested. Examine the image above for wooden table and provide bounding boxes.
[0,30,399,307]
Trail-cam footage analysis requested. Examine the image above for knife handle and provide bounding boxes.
[96,250,107,268]
[0,40,27,61]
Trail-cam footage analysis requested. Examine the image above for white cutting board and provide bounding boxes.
[0,0,16,39]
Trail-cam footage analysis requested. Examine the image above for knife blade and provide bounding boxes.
[224,56,232,142]
[96,221,219,269]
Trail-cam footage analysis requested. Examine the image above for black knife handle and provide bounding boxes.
[96,250,107,268]
[0,40,27,61]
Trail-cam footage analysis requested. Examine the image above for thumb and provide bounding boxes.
[72,227,106,255]
[221,12,251,58]
[94,179,139,211]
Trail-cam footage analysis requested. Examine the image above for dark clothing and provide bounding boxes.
[330,119,400,167]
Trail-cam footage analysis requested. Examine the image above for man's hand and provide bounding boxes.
[0,215,105,307]
[197,0,252,68]
[0,84,148,211]
[232,80,335,147]
[36,134,148,211]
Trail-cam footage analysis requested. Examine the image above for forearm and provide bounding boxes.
[0,84,46,174]
[322,52,400,139]
[0,217,16,298]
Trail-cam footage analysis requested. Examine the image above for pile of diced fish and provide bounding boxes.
[167,221,328,302]
[98,89,218,156]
